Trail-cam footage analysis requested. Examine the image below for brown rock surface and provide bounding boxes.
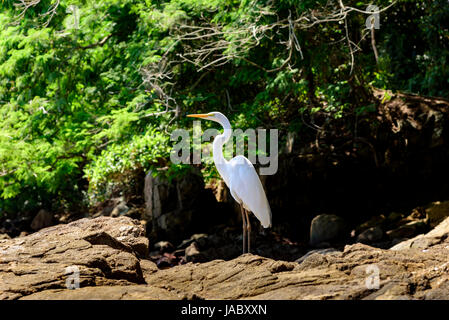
[3,216,449,300]
[0,233,10,240]
[390,216,449,250]
[19,285,183,300]
[0,216,150,300]
[145,244,449,300]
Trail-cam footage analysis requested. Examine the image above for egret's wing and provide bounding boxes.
[228,156,272,228]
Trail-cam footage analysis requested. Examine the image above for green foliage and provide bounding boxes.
[85,128,170,200]
[379,0,449,97]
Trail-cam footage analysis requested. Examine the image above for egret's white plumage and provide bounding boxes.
[226,155,272,228]
[187,111,272,253]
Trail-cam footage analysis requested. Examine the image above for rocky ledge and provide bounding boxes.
[1,216,449,300]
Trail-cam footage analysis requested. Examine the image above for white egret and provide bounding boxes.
[187,112,272,254]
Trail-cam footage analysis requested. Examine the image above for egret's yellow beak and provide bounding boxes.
[187,113,211,119]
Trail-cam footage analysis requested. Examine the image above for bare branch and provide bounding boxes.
[13,0,61,27]
[76,34,113,50]
[140,0,397,119]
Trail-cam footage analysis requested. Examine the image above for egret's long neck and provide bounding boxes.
[213,118,232,180]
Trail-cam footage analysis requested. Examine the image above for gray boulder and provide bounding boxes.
[309,214,347,246]
[30,209,53,231]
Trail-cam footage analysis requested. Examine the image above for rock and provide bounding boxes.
[154,241,174,253]
[19,285,182,300]
[386,220,428,240]
[190,233,209,248]
[144,168,217,242]
[0,219,21,238]
[356,226,383,244]
[111,202,129,217]
[177,233,209,250]
[122,207,144,220]
[425,200,449,228]
[139,259,159,283]
[184,242,201,263]
[353,204,434,248]
[173,249,186,257]
[155,252,179,269]
[391,216,449,250]
[177,238,195,249]
[386,211,403,224]
[354,215,387,236]
[309,214,347,246]
[17,245,449,300]
[144,242,449,299]
[92,197,126,217]
[213,179,230,203]
[295,248,339,264]
[0,233,10,240]
[56,213,71,224]
[0,216,149,300]
[30,209,53,231]
[4,217,449,299]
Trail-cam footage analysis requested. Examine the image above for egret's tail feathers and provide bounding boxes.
[259,209,272,229]
[262,222,271,228]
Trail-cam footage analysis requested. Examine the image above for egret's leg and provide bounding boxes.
[245,210,251,253]
[240,205,247,254]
